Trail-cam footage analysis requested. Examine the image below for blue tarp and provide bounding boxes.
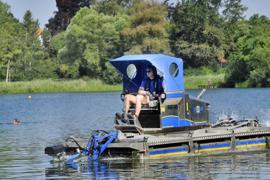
[110,54,184,93]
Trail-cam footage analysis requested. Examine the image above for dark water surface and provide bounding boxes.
[1,89,270,179]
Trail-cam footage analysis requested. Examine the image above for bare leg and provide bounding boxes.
[135,95,149,117]
[124,94,136,114]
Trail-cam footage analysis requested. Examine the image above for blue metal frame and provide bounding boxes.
[110,54,184,93]
[161,116,193,127]
[149,138,270,157]
[110,54,191,128]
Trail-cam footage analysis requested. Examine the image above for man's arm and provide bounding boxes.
[138,88,149,96]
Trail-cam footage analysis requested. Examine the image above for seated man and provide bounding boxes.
[123,64,164,121]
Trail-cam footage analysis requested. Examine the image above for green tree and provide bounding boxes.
[222,0,247,56]
[46,0,93,35]
[17,10,44,80]
[0,3,57,82]
[225,15,270,87]
[223,0,247,25]
[41,27,53,56]
[121,0,170,54]
[56,8,128,81]
[0,1,25,81]
[170,0,225,68]
[95,0,132,16]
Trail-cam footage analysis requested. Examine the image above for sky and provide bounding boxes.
[2,0,57,27]
[2,0,270,27]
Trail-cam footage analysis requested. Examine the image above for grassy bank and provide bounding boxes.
[184,74,225,89]
[0,79,122,94]
[0,74,225,94]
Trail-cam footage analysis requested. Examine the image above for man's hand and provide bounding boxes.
[145,91,151,96]
[138,89,148,96]
[145,91,155,100]
[138,90,153,99]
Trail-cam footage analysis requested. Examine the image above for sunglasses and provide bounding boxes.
[146,70,152,73]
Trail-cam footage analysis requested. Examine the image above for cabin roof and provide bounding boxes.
[110,54,184,92]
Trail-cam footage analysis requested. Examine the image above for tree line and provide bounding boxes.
[0,0,270,87]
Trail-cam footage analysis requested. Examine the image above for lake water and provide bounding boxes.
[1,89,270,179]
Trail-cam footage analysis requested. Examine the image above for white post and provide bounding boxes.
[6,59,10,83]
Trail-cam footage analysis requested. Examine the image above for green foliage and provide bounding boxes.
[223,0,247,24]
[102,62,122,84]
[54,63,80,78]
[41,28,52,51]
[50,32,66,54]
[0,2,58,82]
[184,67,216,76]
[46,0,92,35]
[0,0,269,89]
[121,0,170,54]
[222,0,247,57]
[185,74,225,89]
[225,15,270,87]
[0,2,24,80]
[0,79,121,94]
[95,0,132,15]
[56,8,128,80]
[170,0,225,68]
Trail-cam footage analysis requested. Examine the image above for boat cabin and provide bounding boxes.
[110,54,209,133]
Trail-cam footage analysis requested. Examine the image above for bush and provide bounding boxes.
[55,63,79,79]
[184,66,215,76]
[225,60,249,87]
[248,68,270,87]
[101,62,122,85]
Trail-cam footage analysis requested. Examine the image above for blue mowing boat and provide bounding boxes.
[45,54,270,162]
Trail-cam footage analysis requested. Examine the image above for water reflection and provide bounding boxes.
[46,160,120,179]
[45,152,270,179]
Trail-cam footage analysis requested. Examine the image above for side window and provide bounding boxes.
[126,64,137,79]
[165,105,178,116]
[178,99,185,119]
[169,63,179,78]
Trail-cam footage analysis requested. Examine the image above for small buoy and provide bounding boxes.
[28,95,32,99]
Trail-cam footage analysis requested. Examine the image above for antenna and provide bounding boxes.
[197,88,206,99]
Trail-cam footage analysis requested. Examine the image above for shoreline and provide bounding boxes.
[0,75,225,94]
[0,79,122,94]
